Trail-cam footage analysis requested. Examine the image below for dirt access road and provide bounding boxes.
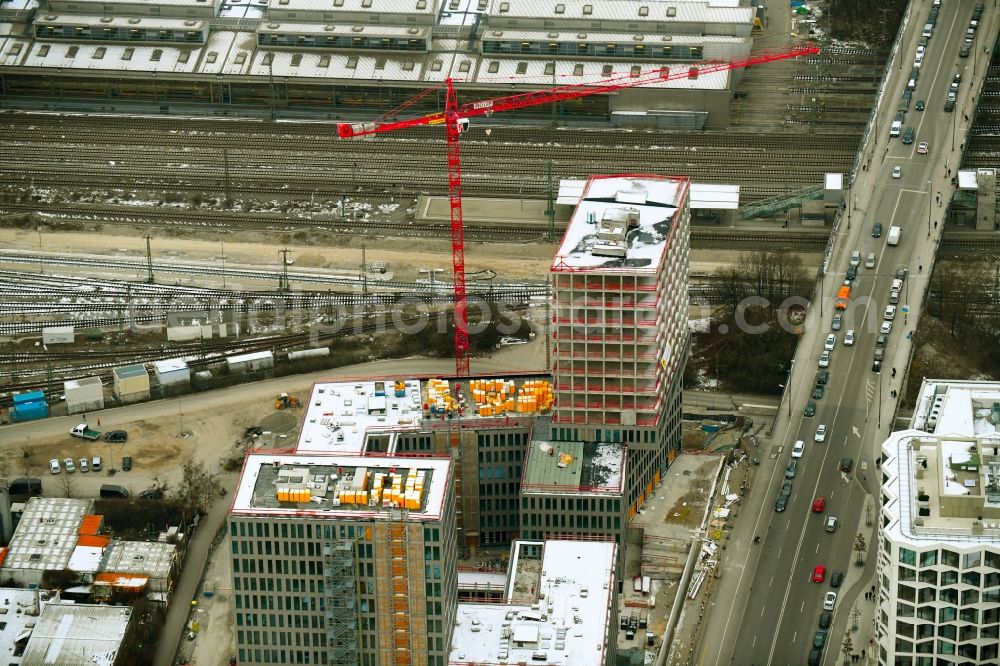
[0,343,547,497]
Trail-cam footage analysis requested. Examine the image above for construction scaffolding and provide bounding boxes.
[324,539,359,665]
[374,511,429,666]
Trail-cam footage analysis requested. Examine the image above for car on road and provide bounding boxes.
[917,141,928,155]
[865,252,876,269]
[812,565,827,583]
[104,430,128,443]
[122,456,132,472]
[876,334,888,349]
[846,265,857,281]
[915,99,925,111]
[815,370,829,386]
[774,494,789,512]
[880,320,893,335]
[832,314,843,331]
[824,334,836,351]
[850,250,861,267]
[79,458,88,473]
[791,440,805,458]
[92,456,102,472]
[780,480,793,497]
[892,165,902,179]
[818,611,833,629]
[64,458,76,473]
[959,44,970,58]
[884,305,897,320]
[830,570,844,588]
[808,649,822,666]
[844,330,855,346]
[839,457,854,473]
[804,401,817,417]
[945,95,957,111]
[915,45,925,58]
[812,497,826,513]
[872,222,883,238]
[49,459,61,474]
[785,460,798,479]
[813,629,828,649]
[814,424,827,443]
[818,351,831,368]
[825,516,839,533]
[873,359,882,372]
[812,384,825,400]
[823,591,838,610]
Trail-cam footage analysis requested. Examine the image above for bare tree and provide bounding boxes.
[19,447,37,478]
[58,471,75,498]
[854,532,867,566]
[841,633,854,665]
[713,249,807,316]
[172,460,222,515]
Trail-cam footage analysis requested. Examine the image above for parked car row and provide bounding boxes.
[49,456,131,473]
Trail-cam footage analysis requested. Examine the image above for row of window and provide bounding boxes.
[897,564,1000,589]
[892,638,998,660]
[897,547,998,570]
[482,40,704,61]
[257,34,427,51]
[236,574,333,593]
[35,25,204,44]
[238,647,329,665]
[895,615,999,638]
[896,586,1000,613]
[236,594,318,614]
[521,509,621,530]
[239,629,327,649]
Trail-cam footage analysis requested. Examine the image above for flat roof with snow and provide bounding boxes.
[522,440,625,492]
[231,452,451,520]
[296,379,423,454]
[449,539,616,664]
[2,498,92,572]
[552,174,688,272]
[153,358,189,373]
[0,588,59,664]
[880,380,1000,545]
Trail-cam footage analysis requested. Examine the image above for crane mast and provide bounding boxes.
[338,45,820,377]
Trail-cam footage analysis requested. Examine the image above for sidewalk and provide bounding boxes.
[153,483,235,666]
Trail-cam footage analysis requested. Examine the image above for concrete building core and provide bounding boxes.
[550,174,691,520]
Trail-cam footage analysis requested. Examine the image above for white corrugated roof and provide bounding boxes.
[13,38,203,73]
[487,0,754,24]
[482,29,747,44]
[153,358,189,373]
[690,183,739,209]
[256,22,431,37]
[266,0,439,14]
[474,58,731,89]
[34,14,206,28]
[20,603,131,666]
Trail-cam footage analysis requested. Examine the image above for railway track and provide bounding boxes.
[0,114,858,203]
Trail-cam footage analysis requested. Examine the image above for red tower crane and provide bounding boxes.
[338,44,819,377]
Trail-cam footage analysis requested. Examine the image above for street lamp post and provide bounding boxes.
[927,180,932,237]
[877,371,883,429]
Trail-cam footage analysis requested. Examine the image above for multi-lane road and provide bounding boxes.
[698,1,995,664]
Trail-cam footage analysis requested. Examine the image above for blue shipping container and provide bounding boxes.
[11,401,49,422]
[12,390,45,406]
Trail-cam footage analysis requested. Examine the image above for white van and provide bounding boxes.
[922,24,933,38]
[887,226,902,246]
[890,121,902,137]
